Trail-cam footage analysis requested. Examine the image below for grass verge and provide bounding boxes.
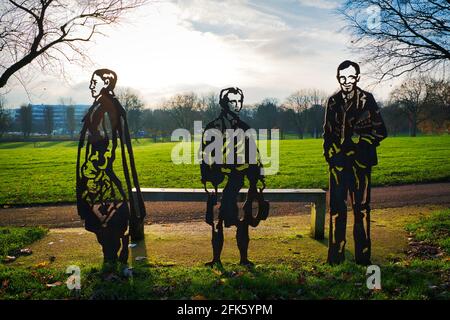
[406,209,450,254]
[0,208,448,300]
[0,227,47,258]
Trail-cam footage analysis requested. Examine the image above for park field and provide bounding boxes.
[0,136,449,205]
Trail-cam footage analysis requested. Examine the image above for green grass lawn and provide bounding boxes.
[0,226,47,259]
[0,207,448,300]
[0,136,449,205]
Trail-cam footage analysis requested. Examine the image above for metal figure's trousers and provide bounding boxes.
[328,162,372,265]
[210,171,255,263]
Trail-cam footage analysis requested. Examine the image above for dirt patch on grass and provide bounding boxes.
[7,205,446,269]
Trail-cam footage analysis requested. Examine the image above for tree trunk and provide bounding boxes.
[410,114,417,137]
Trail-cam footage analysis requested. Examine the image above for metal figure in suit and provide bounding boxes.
[323,61,387,265]
[76,69,146,263]
[200,87,269,267]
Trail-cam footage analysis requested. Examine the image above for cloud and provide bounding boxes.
[297,0,340,10]
[2,0,393,108]
[175,0,289,37]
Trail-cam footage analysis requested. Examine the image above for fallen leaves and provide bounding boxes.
[34,261,49,268]
[1,279,9,291]
[406,239,445,260]
[46,281,63,288]
[2,256,16,263]
[103,273,121,282]
[135,256,147,261]
[297,274,306,285]
[19,248,32,255]
[1,247,34,263]
[342,272,353,281]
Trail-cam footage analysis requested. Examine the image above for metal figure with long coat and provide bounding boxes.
[76,69,146,263]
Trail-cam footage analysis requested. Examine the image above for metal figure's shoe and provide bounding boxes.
[205,260,223,268]
[239,259,255,267]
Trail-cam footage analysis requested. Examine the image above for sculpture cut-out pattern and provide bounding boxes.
[323,61,387,265]
[76,69,146,264]
[200,87,269,267]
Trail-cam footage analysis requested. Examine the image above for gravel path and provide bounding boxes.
[0,182,449,228]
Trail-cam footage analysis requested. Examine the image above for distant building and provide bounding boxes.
[13,104,90,134]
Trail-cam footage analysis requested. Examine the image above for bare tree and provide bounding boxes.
[254,98,279,140]
[0,97,12,137]
[60,97,76,138]
[422,78,450,132]
[199,92,220,124]
[19,103,32,138]
[305,104,325,139]
[284,89,326,139]
[380,102,410,136]
[425,78,450,114]
[390,77,428,136]
[0,0,147,89]
[164,93,201,132]
[43,105,53,136]
[117,88,145,140]
[339,0,450,80]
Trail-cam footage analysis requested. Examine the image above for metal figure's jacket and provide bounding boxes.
[76,89,146,234]
[200,110,264,188]
[323,87,387,168]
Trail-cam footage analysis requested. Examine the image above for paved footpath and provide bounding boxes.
[0,182,449,228]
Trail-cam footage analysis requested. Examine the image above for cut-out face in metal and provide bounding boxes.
[220,87,244,114]
[89,74,108,98]
[337,65,360,94]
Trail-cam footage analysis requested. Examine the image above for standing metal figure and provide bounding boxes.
[76,69,146,264]
[200,87,269,267]
[323,61,387,265]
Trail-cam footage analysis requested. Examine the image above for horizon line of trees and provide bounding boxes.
[0,76,449,141]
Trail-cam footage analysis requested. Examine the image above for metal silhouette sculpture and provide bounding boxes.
[323,61,387,265]
[200,87,269,267]
[76,69,146,264]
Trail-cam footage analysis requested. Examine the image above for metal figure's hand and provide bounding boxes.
[202,181,209,194]
[329,152,345,168]
[259,178,266,193]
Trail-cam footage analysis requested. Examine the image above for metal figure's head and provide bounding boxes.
[90,69,118,98]
[219,87,244,114]
[337,60,360,94]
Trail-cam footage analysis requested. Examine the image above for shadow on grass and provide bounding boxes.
[0,258,448,300]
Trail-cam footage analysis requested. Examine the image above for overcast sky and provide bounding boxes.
[2,0,401,109]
